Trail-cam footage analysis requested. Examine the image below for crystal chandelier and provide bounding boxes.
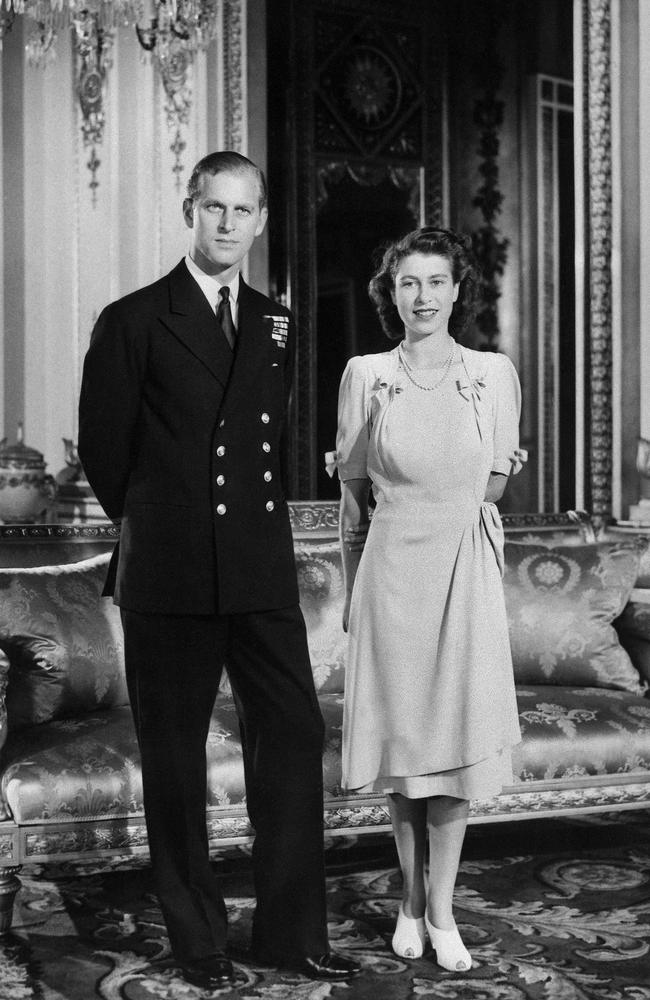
[0,1,219,66]
[1,1,219,198]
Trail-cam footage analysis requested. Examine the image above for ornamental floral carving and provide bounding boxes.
[72,9,114,205]
[469,0,510,351]
[156,38,193,191]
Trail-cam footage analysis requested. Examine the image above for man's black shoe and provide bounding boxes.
[179,953,234,988]
[295,951,361,980]
[253,950,361,980]
[297,953,361,980]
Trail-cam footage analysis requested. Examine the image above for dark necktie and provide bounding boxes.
[216,285,236,350]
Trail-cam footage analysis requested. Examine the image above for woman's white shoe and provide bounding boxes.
[424,914,472,972]
[392,905,427,959]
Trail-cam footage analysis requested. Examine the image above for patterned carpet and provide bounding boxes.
[2,811,650,999]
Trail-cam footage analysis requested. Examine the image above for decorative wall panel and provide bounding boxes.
[313,14,424,161]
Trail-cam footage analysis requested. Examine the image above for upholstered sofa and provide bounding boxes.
[0,503,649,933]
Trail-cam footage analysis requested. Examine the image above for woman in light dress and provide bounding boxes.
[335,228,524,972]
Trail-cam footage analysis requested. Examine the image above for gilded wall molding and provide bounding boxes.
[583,0,613,525]
[223,0,246,151]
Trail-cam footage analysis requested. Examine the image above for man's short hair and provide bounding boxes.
[186,151,268,209]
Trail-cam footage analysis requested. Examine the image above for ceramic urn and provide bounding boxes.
[0,423,57,524]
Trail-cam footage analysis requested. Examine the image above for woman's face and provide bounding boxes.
[392,252,459,340]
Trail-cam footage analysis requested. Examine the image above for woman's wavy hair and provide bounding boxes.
[368,227,479,340]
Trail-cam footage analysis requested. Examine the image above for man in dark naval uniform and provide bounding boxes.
[78,151,360,991]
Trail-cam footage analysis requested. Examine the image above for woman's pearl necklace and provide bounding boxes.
[398,341,456,391]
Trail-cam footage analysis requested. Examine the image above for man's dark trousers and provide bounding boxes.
[121,604,328,963]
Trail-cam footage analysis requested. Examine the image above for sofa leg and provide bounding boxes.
[0,867,21,934]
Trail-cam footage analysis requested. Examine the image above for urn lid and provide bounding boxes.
[0,423,46,468]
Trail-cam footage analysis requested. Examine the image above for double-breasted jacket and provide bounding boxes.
[78,259,299,615]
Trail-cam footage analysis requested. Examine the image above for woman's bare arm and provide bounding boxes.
[484,472,509,503]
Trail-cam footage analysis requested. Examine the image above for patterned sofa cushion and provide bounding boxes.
[0,697,246,824]
[512,686,650,783]
[503,539,647,693]
[0,554,129,731]
[600,527,650,588]
[3,684,649,823]
[295,539,346,693]
[0,693,345,824]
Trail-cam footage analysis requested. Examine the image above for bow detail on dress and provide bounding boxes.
[371,374,403,409]
[455,375,486,402]
[509,447,528,475]
[456,368,488,442]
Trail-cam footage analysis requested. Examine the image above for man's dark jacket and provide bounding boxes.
[78,259,299,615]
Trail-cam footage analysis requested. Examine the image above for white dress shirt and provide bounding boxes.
[184,254,240,329]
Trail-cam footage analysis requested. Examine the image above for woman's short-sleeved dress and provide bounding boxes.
[336,345,522,800]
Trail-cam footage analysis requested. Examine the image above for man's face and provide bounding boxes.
[183,169,268,277]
